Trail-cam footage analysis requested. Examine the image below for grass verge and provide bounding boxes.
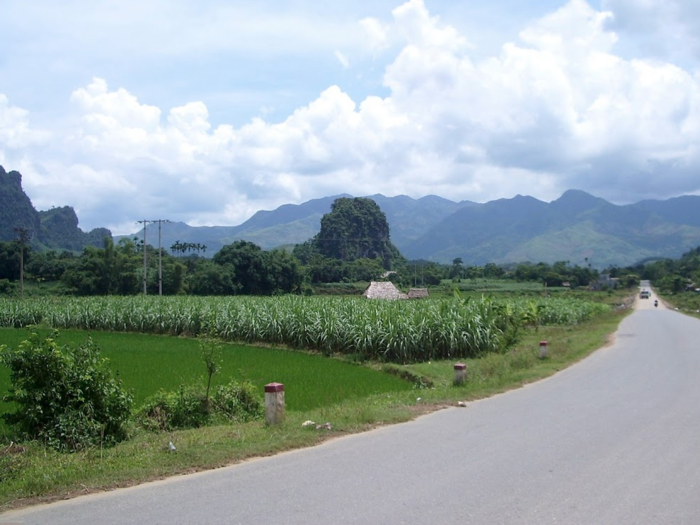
[0,304,631,513]
[657,291,700,319]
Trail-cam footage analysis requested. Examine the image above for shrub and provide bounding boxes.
[0,330,133,452]
[136,386,209,432]
[211,381,264,423]
[135,381,263,431]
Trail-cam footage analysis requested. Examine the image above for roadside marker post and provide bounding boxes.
[264,383,285,425]
[454,362,467,385]
[539,341,548,359]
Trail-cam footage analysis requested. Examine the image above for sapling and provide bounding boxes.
[200,338,222,409]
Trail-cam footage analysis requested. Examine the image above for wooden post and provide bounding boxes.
[264,383,285,425]
[454,362,467,385]
[539,341,548,359]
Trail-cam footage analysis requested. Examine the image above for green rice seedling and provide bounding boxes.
[0,328,412,425]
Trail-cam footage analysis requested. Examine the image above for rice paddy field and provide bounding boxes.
[0,327,413,438]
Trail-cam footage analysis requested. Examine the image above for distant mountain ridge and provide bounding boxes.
[403,189,700,267]
[119,193,475,257]
[0,166,111,250]
[120,188,700,267]
[5,164,700,267]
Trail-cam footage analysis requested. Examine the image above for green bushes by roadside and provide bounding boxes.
[0,331,132,452]
[135,381,263,432]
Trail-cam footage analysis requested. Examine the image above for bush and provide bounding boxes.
[211,381,264,423]
[135,380,263,431]
[0,330,133,452]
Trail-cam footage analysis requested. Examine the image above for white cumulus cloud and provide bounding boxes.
[2,0,700,234]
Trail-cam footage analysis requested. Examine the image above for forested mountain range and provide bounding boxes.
[121,193,474,257]
[0,166,111,251]
[402,190,700,267]
[122,189,700,268]
[5,164,700,267]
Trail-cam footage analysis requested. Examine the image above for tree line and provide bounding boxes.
[4,195,674,297]
[0,238,302,296]
[610,246,700,293]
[0,235,619,297]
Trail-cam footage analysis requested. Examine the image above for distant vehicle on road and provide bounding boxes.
[640,290,651,299]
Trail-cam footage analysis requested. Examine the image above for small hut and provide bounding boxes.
[407,288,429,299]
[362,281,408,300]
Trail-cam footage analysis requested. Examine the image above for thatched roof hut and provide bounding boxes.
[408,288,429,299]
[362,281,408,300]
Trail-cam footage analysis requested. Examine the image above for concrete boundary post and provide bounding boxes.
[264,383,285,425]
[454,363,467,385]
[539,341,548,359]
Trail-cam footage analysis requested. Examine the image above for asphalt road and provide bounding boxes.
[4,293,700,524]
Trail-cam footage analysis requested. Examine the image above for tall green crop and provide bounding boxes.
[0,295,609,363]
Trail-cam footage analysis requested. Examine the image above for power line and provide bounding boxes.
[13,227,31,299]
[137,220,170,295]
[136,221,149,295]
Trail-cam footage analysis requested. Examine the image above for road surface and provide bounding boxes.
[3,292,700,524]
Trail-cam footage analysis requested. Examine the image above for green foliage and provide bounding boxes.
[0,330,132,451]
[212,241,302,295]
[0,241,22,280]
[211,381,264,422]
[614,244,700,292]
[513,261,597,288]
[135,385,208,431]
[317,198,392,263]
[658,274,687,293]
[187,260,237,295]
[200,338,222,404]
[0,295,610,364]
[295,198,405,282]
[135,380,263,431]
[0,443,28,484]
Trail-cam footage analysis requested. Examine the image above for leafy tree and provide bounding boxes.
[25,250,75,282]
[213,241,302,295]
[187,260,237,295]
[265,249,303,294]
[464,266,483,280]
[0,241,21,280]
[347,257,385,282]
[483,263,505,279]
[304,253,347,283]
[214,241,270,294]
[658,274,687,293]
[449,257,464,279]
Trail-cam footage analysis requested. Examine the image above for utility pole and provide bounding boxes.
[152,219,170,295]
[137,219,170,296]
[13,227,30,299]
[137,220,150,295]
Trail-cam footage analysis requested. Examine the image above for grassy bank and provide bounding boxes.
[0,301,631,512]
[657,291,700,319]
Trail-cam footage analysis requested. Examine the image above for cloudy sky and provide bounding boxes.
[1,0,699,234]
